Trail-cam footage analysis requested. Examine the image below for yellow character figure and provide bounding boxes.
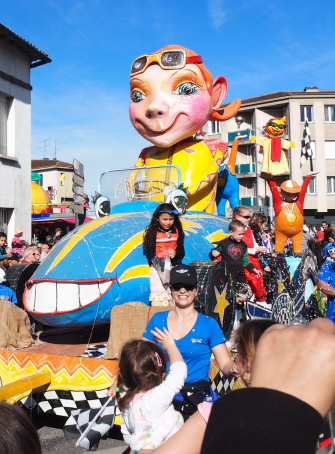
[251,116,295,177]
[129,45,241,213]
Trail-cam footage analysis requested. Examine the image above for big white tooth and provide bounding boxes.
[98,280,112,295]
[79,283,100,307]
[35,282,57,313]
[57,283,80,311]
[25,284,36,310]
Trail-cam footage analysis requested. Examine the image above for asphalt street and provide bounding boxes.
[31,412,129,454]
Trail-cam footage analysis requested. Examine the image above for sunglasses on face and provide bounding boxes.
[171,284,197,292]
[268,121,287,130]
[131,49,203,76]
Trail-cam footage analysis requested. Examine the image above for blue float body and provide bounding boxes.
[27,202,230,326]
[216,166,240,216]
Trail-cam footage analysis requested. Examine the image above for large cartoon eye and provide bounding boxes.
[131,90,146,103]
[173,82,201,97]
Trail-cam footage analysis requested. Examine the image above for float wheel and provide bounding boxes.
[189,261,235,340]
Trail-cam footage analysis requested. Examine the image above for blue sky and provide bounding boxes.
[2,0,335,202]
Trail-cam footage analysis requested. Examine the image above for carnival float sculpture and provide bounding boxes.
[251,116,294,177]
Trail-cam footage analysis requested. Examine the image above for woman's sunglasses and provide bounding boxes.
[171,284,197,292]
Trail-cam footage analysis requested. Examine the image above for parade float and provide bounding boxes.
[0,46,320,425]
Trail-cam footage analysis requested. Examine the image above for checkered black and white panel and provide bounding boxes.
[19,388,120,418]
[81,344,107,358]
[211,372,236,397]
[64,396,117,451]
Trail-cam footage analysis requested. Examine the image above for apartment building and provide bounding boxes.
[204,88,335,223]
[32,158,74,204]
[0,23,51,237]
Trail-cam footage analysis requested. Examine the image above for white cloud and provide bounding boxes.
[207,0,226,31]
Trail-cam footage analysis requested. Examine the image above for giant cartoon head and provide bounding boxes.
[129,45,240,147]
[265,116,288,137]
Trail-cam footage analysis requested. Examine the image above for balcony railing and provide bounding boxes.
[235,163,256,175]
[240,197,257,207]
[228,129,255,142]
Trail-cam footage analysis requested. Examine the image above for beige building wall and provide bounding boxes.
[204,89,335,220]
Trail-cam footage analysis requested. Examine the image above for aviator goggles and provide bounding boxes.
[130,49,203,76]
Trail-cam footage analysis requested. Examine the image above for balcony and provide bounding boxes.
[228,129,255,143]
[240,197,257,207]
[235,163,256,175]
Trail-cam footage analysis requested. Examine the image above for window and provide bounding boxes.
[300,105,313,123]
[0,208,10,234]
[209,121,220,135]
[37,175,44,187]
[324,106,335,122]
[327,177,335,194]
[325,141,335,159]
[0,96,7,155]
[305,176,317,194]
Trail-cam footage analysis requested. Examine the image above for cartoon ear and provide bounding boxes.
[210,99,242,121]
[212,76,228,111]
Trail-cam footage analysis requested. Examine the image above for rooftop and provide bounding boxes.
[32,159,73,169]
[0,23,51,68]
[222,88,335,108]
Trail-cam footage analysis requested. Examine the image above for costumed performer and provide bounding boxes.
[143,203,185,306]
[265,171,319,255]
[251,116,294,177]
[129,45,241,213]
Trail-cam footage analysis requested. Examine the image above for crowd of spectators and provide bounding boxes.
[0,226,63,303]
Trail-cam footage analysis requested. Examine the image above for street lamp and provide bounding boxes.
[235,115,245,138]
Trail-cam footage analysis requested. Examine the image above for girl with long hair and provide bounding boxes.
[143,203,185,306]
[117,328,187,452]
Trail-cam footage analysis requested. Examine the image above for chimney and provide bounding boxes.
[304,86,319,92]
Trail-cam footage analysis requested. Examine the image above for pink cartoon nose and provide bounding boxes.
[145,99,169,119]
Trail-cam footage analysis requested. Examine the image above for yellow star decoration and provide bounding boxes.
[213,284,230,325]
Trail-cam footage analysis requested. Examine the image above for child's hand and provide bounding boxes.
[211,250,220,258]
[264,266,271,272]
[152,327,176,351]
[253,268,262,277]
[107,380,117,397]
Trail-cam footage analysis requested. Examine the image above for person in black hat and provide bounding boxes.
[143,264,234,420]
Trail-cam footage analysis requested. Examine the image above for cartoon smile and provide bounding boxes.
[23,278,115,314]
[135,113,184,135]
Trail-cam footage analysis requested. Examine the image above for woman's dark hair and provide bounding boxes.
[143,203,184,253]
[233,319,278,366]
[249,213,267,232]
[0,403,42,454]
[117,339,167,412]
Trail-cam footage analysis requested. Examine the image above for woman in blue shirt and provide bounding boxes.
[143,264,233,420]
